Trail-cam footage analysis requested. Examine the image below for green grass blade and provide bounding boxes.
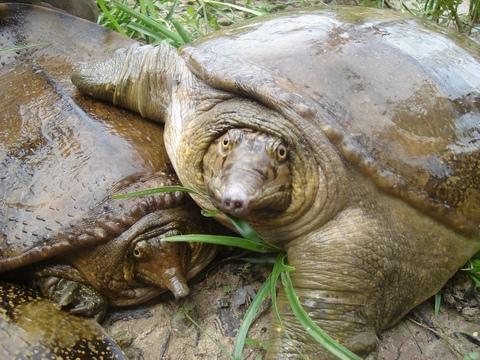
[97,0,126,35]
[226,216,281,251]
[201,209,221,218]
[181,308,233,359]
[401,1,417,16]
[281,271,361,360]
[200,0,211,34]
[203,0,266,16]
[162,234,279,253]
[227,216,262,242]
[466,252,480,288]
[202,210,280,251]
[233,276,271,359]
[111,185,198,199]
[165,0,179,21]
[127,22,166,43]
[464,352,480,360]
[113,1,184,44]
[171,19,193,43]
[271,255,291,323]
[0,43,48,53]
[139,0,147,15]
[271,260,283,327]
[434,292,441,316]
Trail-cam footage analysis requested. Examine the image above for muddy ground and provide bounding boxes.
[104,254,480,359]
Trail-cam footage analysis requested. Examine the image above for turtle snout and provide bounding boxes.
[218,185,252,217]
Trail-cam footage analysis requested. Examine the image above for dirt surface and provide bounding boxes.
[103,257,480,359]
[104,254,272,360]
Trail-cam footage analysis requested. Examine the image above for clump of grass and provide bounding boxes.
[113,186,360,360]
[97,0,479,46]
[96,0,274,46]
[465,252,480,287]
[398,0,480,35]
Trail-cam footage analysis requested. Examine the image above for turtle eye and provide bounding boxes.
[220,135,230,152]
[133,240,149,259]
[276,144,288,161]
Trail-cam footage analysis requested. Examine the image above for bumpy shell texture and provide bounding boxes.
[0,4,184,270]
[0,281,126,359]
[182,7,480,234]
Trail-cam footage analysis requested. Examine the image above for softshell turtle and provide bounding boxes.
[0,3,217,318]
[0,281,126,359]
[73,6,480,358]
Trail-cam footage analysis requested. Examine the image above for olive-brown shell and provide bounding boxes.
[181,7,480,233]
[0,4,206,271]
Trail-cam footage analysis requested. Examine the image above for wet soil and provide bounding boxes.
[104,259,480,359]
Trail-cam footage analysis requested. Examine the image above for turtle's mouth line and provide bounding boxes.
[206,177,292,220]
[137,268,190,299]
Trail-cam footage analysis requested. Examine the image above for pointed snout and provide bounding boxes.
[217,184,252,218]
[164,269,190,299]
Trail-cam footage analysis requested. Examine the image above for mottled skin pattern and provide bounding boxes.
[0,4,217,318]
[72,7,480,359]
[0,281,126,359]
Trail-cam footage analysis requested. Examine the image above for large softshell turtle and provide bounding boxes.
[0,3,217,318]
[0,281,126,359]
[73,6,480,358]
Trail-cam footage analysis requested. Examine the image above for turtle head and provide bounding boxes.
[203,128,292,219]
[130,231,190,299]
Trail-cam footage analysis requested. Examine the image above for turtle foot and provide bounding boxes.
[267,297,378,360]
[36,277,107,321]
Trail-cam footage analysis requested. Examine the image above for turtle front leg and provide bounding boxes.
[33,264,107,321]
[267,204,478,359]
[71,43,189,123]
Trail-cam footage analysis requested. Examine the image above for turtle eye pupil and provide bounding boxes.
[223,138,229,147]
[277,145,287,160]
[133,249,141,258]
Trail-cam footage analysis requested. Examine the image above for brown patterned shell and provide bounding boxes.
[0,281,126,359]
[0,4,209,271]
[181,7,480,234]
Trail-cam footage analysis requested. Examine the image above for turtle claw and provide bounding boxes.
[36,277,107,321]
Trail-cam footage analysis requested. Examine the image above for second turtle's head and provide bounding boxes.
[203,128,292,219]
[130,229,190,299]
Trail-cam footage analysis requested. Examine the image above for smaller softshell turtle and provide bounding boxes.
[73,6,480,358]
[0,3,217,318]
[0,281,126,359]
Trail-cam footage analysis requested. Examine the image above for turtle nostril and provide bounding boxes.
[219,188,250,216]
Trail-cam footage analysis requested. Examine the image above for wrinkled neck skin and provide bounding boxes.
[72,42,232,126]
[170,96,350,245]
